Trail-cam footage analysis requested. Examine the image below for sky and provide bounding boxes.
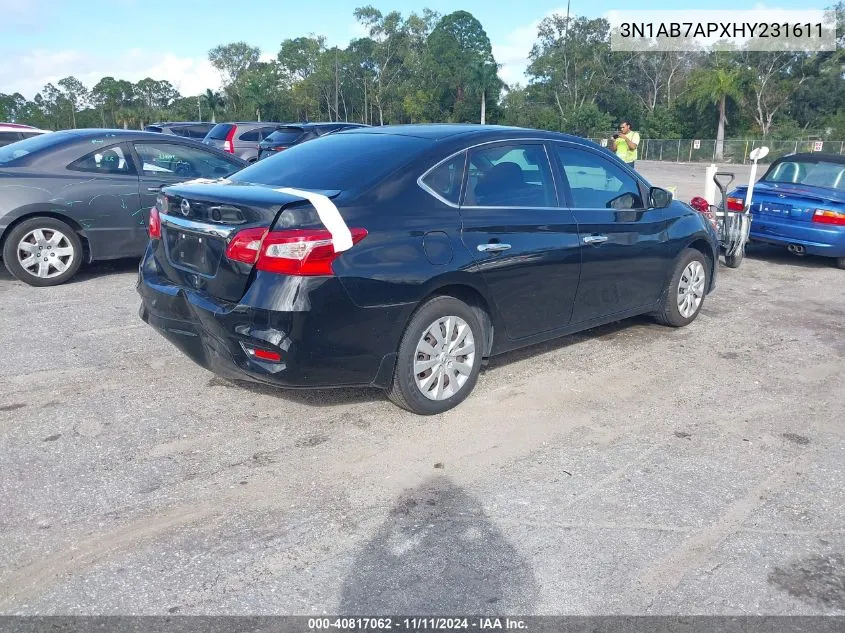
[0,0,831,99]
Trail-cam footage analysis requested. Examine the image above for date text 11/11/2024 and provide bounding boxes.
[307,617,528,630]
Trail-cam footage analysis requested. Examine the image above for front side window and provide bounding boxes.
[556,146,643,209]
[68,144,134,175]
[421,152,465,205]
[133,142,239,179]
[464,143,556,207]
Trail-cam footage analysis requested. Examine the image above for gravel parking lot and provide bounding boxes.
[1,161,843,615]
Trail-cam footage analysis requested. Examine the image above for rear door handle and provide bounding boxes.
[583,235,608,245]
[477,243,511,253]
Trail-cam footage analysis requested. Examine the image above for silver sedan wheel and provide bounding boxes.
[414,315,476,401]
[17,228,75,279]
[677,260,705,318]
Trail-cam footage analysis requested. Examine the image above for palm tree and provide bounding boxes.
[203,89,224,123]
[471,61,505,125]
[683,53,743,160]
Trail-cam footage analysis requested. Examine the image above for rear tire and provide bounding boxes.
[654,248,709,328]
[2,217,83,287]
[387,296,483,415]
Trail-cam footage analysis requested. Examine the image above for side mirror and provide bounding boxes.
[649,186,673,209]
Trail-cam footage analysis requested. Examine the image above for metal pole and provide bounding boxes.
[677,139,681,162]
[794,141,798,154]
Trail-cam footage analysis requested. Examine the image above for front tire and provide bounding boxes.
[2,217,83,287]
[654,248,709,328]
[387,296,483,415]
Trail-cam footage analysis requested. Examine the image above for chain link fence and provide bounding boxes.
[586,138,845,164]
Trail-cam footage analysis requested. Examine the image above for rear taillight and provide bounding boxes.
[223,125,237,153]
[812,209,845,226]
[226,227,368,276]
[271,145,288,152]
[726,197,745,211]
[225,227,267,264]
[148,207,161,239]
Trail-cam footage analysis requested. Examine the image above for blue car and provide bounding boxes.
[726,152,845,269]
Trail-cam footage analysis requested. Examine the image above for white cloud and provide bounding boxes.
[0,49,222,99]
[492,7,569,87]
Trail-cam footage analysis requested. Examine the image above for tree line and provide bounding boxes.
[2,3,843,156]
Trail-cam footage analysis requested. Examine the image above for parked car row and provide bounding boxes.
[3,121,841,413]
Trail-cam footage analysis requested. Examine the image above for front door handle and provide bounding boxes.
[583,235,609,245]
[477,243,512,253]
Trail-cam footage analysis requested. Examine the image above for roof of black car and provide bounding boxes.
[345,123,584,143]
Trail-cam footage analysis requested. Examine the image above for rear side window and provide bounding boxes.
[264,128,304,145]
[421,152,465,205]
[187,125,211,138]
[230,132,431,191]
[465,143,556,207]
[239,129,260,141]
[68,145,135,174]
[206,124,234,140]
[0,132,21,147]
[0,131,62,164]
[168,127,189,137]
[144,126,164,133]
[556,146,643,209]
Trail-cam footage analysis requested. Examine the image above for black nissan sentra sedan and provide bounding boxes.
[138,124,719,414]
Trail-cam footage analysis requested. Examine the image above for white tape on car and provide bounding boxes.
[274,187,352,252]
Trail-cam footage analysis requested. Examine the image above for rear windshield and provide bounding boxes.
[763,159,845,191]
[0,131,62,164]
[263,128,304,144]
[230,132,431,191]
[206,123,235,140]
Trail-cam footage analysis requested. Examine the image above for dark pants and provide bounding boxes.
[626,161,636,170]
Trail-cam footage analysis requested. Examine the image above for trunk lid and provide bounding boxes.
[154,181,339,302]
[735,181,843,223]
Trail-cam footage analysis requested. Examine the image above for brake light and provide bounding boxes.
[148,207,161,239]
[258,228,368,276]
[226,227,367,275]
[271,145,288,152]
[812,209,845,226]
[225,227,268,264]
[726,197,745,211]
[223,125,237,153]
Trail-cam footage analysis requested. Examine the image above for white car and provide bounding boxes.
[0,123,50,148]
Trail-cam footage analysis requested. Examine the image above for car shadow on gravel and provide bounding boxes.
[338,475,539,614]
[745,242,838,270]
[0,257,140,284]
[225,318,656,408]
